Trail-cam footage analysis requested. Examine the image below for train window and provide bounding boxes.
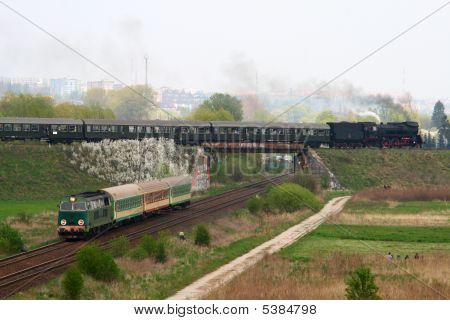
[129,126,135,133]
[137,126,144,133]
[154,127,160,133]
[189,127,197,134]
[58,125,68,132]
[51,125,58,132]
[181,127,188,133]
[23,124,30,132]
[110,126,117,132]
[68,125,77,132]
[269,128,277,135]
[219,128,227,134]
[86,125,91,132]
[0,124,2,131]
[92,125,100,132]
[317,130,324,136]
[162,127,171,133]
[231,128,240,134]
[31,124,39,132]
[4,124,12,131]
[145,126,152,133]
[101,125,108,132]
[13,124,21,131]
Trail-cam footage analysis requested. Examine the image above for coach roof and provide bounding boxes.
[0,117,83,125]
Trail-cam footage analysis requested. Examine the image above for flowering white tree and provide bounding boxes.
[71,138,199,184]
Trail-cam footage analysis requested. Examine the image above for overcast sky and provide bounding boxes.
[0,0,449,99]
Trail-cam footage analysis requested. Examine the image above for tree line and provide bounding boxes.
[422,100,450,149]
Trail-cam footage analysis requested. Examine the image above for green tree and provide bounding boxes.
[315,110,338,123]
[62,267,84,299]
[0,92,55,117]
[108,85,156,120]
[431,100,446,128]
[187,105,234,121]
[198,93,243,121]
[345,266,380,300]
[83,88,108,107]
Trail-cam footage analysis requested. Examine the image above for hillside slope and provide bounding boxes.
[316,149,450,190]
[0,142,108,200]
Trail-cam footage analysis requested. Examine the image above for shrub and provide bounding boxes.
[129,246,148,261]
[155,240,167,263]
[247,196,263,214]
[194,224,211,246]
[266,183,323,213]
[76,245,120,281]
[62,266,84,299]
[110,235,130,257]
[291,174,320,194]
[0,223,24,254]
[345,266,380,300]
[140,234,157,256]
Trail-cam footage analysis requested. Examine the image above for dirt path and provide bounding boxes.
[167,196,351,300]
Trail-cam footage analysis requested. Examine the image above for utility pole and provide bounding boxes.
[144,54,149,87]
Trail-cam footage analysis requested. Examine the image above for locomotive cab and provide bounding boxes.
[57,192,114,240]
[57,195,89,239]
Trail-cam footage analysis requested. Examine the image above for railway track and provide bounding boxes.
[0,174,290,299]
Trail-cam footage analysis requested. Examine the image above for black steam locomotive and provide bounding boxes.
[327,121,422,148]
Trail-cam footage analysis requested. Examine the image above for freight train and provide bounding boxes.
[57,175,191,239]
[0,117,422,148]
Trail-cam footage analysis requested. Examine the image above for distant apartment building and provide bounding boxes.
[0,77,51,96]
[50,78,83,99]
[159,87,209,110]
[87,79,115,91]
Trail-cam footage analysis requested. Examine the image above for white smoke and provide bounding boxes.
[356,110,381,123]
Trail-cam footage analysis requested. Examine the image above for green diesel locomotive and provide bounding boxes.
[57,175,192,239]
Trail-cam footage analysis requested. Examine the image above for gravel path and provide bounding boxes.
[168,195,352,300]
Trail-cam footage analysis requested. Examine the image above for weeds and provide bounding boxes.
[353,187,450,202]
[110,236,130,257]
[0,223,24,254]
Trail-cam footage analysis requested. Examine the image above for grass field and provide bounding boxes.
[0,142,107,200]
[316,149,450,190]
[0,199,57,220]
[207,196,450,300]
[344,200,449,214]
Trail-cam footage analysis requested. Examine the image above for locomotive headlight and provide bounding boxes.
[78,219,85,226]
[60,219,67,226]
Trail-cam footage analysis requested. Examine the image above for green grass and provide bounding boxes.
[0,142,108,200]
[344,200,450,214]
[281,224,450,262]
[0,199,58,220]
[316,149,450,191]
[313,224,450,243]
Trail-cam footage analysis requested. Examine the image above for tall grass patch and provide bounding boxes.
[265,183,323,213]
